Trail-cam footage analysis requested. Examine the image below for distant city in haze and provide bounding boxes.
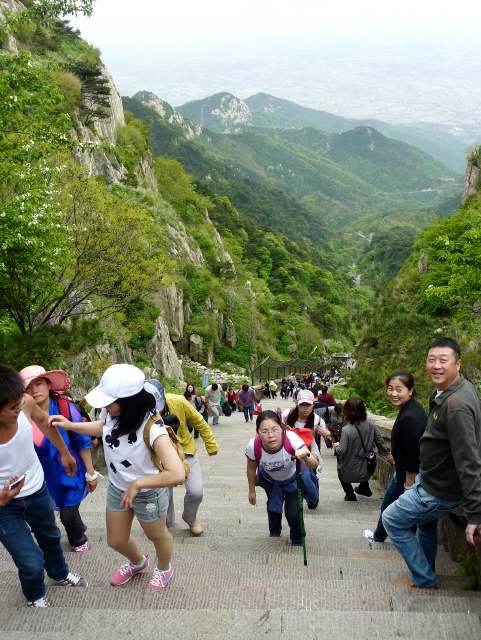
[98,42,481,146]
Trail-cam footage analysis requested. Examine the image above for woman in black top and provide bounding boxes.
[364,370,427,544]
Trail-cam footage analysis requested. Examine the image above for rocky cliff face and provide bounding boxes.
[2,5,238,385]
[462,161,481,203]
[0,0,24,51]
[133,91,202,140]
[212,94,251,130]
[73,69,157,192]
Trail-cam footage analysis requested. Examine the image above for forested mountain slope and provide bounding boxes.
[123,96,338,246]
[131,92,462,230]
[177,91,468,171]
[0,1,371,386]
[349,150,481,413]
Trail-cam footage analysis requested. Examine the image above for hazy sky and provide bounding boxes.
[72,0,478,51]
[69,0,481,125]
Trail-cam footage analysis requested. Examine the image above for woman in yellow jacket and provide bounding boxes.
[147,380,219,536]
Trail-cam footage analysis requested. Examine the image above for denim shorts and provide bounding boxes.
[106,482,169,522]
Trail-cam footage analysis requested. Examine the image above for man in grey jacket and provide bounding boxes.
[383,337,481,588]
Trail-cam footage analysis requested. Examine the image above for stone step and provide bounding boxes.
[1,609,480,639]
[391,593,481,613]
[2,394,475,636]
[282,611,481,639]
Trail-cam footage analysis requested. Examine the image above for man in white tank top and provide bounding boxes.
[0,365,88,608]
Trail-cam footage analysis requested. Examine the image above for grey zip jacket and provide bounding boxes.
[420,376,481,524]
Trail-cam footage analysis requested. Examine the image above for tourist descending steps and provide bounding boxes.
[363,370,425,547]
[383,338,481,589]
[0,365,87,609]
[185,382,207,437]
[50,364,186,589]
[238,383,257,423]
[204,383,225,426]
[20,365,98,554]
[147,380,219,537]
[246,410,318,545]
[333,397,391,502]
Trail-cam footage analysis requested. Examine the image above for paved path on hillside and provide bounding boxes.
[1,396,480,639]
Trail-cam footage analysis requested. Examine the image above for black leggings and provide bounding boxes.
[60,504,87,548]
[339,479,370,501]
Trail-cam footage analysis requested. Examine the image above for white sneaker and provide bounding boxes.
[363,529,374,549]
[27,596,51,608]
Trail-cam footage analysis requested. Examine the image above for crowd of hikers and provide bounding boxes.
[1,337,481,606]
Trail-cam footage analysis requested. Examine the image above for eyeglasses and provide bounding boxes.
[1,395,26,417]
[259,427,281,436]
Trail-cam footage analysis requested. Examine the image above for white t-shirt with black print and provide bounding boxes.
[100,409,168,492]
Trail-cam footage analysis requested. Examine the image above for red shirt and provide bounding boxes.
[317,393,336,407]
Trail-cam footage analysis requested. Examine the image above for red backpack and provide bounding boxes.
[50,392,89,429]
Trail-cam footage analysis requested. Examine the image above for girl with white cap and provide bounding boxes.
[49,364,185,588]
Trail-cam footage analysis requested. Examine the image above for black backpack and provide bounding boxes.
[222,402,232,416]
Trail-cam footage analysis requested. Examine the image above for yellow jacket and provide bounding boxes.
[164,394,219,456]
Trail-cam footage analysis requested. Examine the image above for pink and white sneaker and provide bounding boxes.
[73,543,88,553]
[147,564,173,588]
[111,554,149,586]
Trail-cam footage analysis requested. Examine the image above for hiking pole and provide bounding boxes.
[292,456,308,566]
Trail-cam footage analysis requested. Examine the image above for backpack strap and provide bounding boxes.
[282,431,295,455]
[143,414,163,471]
[143,413,190,484]
[55,395,72,420]
[253,435,262,460]
[354,425,369,458]
[52,394,74,441]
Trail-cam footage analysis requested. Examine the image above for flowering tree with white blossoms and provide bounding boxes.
[0,49,164,336]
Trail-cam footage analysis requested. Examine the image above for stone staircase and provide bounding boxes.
[1,397,480,639]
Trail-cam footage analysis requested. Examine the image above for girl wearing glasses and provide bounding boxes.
[246,410,318,545]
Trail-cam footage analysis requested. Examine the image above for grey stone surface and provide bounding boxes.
[392,594,481,613]
[1,395,477,637]
[282,611,481,639]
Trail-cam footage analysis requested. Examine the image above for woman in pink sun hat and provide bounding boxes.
[20,365,98,554]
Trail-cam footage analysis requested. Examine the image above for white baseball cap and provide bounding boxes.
[86,364,149,408]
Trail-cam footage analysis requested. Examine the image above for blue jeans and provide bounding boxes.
[373,473,406,541]
[382,474,461,587]
[243,405,254,421]
[259,474,302,544]
[0,482,69,601]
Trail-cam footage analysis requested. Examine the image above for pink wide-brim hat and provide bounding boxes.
[19,365,70,393]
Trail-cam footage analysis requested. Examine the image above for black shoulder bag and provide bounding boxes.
[354,425,377,476]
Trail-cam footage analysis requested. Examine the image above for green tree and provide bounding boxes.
[0,160,166,333]
[154,156,197,202]
[68,59,110,126]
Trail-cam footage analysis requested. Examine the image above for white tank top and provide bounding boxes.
[0,411,44,498]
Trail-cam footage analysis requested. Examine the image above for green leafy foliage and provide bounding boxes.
[417,196,481,317]
[122,299,160,350]
[357,226,418,287]
[0,158,166,333]
[0,316,103,371]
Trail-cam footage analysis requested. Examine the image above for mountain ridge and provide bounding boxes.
[176,90,468,171]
